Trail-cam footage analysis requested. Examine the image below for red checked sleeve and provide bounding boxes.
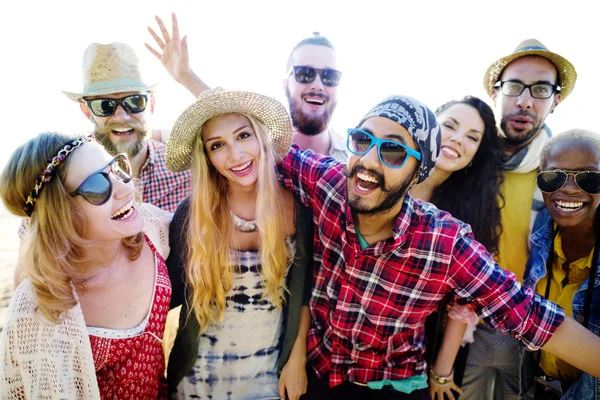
[278,144,344,211]
[447,229,565,351]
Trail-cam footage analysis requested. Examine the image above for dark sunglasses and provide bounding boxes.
[346,128,421,168]
[288,66,342,87]
[536,170,600,194]
[70,153,133,205]
[84,94,148,117]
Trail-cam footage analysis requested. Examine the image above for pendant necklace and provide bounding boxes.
[230,211,258,233]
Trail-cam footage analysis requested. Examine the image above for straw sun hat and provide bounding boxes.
[166,88,293,172]
[62,42,157,101]
[483,38,577,100]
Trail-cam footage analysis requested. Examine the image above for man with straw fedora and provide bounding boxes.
[62,42,191,213]
[459,39,577,400]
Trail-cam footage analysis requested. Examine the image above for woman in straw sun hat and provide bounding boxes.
[164,87,312,399]
[0,133,173,399]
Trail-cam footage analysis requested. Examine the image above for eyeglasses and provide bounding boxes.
[346,128,421,168]
[536,170,600,194]
[70,154,132,205]
[288,66,342,87]
[84,94,149,117]
[494,80,560,99]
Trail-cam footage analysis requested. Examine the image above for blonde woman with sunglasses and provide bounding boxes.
[0,133,173,399]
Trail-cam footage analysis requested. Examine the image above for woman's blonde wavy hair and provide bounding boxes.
[186,114,291,334]
[0,132,143,323]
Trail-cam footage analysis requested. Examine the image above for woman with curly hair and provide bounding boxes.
[411,96,504,400]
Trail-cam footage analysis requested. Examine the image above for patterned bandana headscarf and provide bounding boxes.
[357,95,441,183]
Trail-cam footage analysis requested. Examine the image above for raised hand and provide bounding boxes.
[145,13,191,84]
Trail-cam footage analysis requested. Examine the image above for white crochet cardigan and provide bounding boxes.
[0,203,172,399]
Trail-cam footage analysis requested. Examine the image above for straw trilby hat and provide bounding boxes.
[483,39,577,100]
[166,88,293,172]
[62,42,157,101]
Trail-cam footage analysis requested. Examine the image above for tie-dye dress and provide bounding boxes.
[175,238,295,399]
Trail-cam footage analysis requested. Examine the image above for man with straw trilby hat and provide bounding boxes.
[459,39,577,400]
[62,42,191,213]
[14,42,192,285]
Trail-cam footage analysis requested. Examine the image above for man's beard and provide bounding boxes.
[94,120,149,158]
[346,165,414,216]
[286,87,336,136]
[500,111,544,147]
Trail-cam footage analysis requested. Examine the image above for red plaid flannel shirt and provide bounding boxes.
[137,140,190,212]
[279,145,565,387]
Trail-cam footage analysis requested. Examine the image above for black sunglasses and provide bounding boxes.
[536,170,600,194]
[84,94,149,117]
[70,154,132,205]
[288,66,342,87]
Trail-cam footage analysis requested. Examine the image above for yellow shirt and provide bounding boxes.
[496,170,538,282]
[536,232,592,383]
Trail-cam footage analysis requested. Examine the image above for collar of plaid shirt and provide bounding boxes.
[279,145,564,388]
[136,139,191,213]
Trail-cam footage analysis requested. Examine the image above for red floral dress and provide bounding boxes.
[88,236,171,399]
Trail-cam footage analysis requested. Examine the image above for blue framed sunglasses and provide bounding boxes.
[346,128,421,168]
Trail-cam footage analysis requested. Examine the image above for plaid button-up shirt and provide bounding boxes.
[137,140,190,213]
[279,145,564,387]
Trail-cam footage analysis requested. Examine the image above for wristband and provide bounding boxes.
[429,368,454,385]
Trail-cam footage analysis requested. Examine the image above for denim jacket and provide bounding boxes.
[523,208,600,400]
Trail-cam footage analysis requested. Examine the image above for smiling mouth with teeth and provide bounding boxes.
[111,199,135,220]
[555,200,584,212]
[441,146,459,158]
[231,160,252,173]
[356,172,380,191]
[304,98,326,105]
[112,127,135,136]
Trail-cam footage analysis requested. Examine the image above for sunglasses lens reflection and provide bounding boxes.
[348,130,372,154]
[122,95,147,114]
[380,142,408,167]
[90,99,117,117]
[577,172,600,194]
[78,173,112,205]
[537,171,566,192]
[321,69,341,87]
[294,66,316,84]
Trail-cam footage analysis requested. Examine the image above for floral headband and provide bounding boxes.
[23,135,94,217]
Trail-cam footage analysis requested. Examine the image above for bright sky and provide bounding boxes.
[1,0,598,217]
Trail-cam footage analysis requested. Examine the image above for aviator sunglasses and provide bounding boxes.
[536,169,600,194]
[84,94,149,117]
[346,128,421,168]
[70,153,133,205]
[288,66,342,87]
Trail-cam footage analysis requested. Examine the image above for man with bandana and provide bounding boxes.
[460,39,577,400]
[277,95,600,398]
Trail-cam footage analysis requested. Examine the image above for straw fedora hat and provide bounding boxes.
[62,42,157,101]
[483,39,577,100]
[166,88,293,172]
